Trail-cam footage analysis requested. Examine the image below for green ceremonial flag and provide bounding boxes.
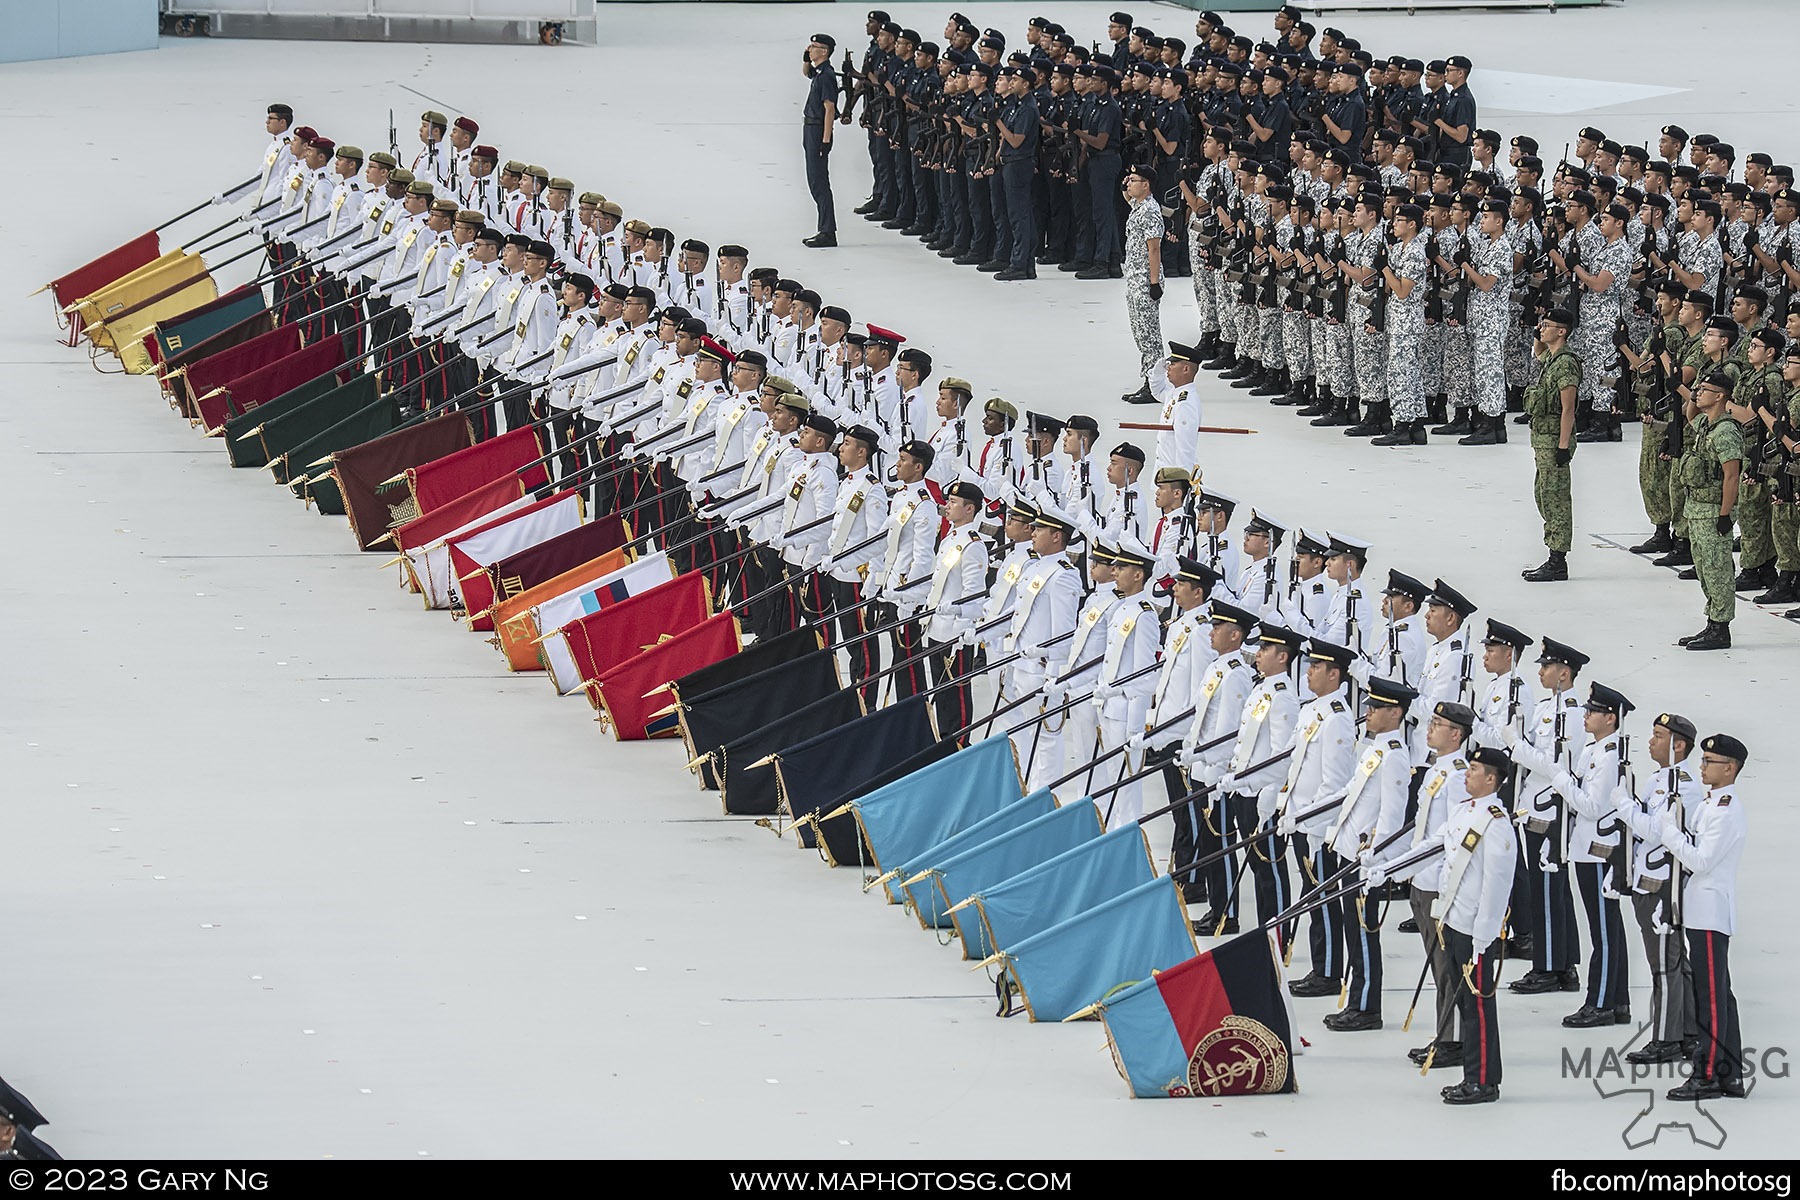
[262,374,382,484]
[277,391,401,499]
[222,370,343,468]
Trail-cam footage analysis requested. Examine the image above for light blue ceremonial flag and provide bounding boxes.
[997,874,1197,1022]
[897,788,1059,927]
[848,735,1022,903]
[924,800,1105,956]
[959,825,1156,956]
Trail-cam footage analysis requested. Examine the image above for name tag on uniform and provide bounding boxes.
[450,260,464,277]
[515,321,528,338]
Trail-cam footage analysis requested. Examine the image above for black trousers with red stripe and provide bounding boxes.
[929,639,980,746]
[883,609,927,701]
[1443,927,1502,1088]
[1686,928,1743,1084]
[786,560,830,639]
[831,578,880,706]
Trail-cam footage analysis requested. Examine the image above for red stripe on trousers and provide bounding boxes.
[1705,931,1719,1079]
[1476,951,1489,1086]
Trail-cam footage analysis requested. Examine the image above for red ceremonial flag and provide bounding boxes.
[479,515,630,611]
[405,425,550,514]
[198,338,347,433]
[390,475,528,555]
[329,413,475,550]
[445,491,585,630]
[592,612,742,741]
[180,324,302,421]
[47,231,159,344]
[562,572,713,691]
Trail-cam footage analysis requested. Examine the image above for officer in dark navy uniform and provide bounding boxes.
[802,34,840,248]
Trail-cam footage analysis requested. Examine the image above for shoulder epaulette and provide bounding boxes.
[1453,757,1467,769]
[1140,600,1154,612]
[1329,700,1346,713]
[1717,794,1732,807]
[1487,804,1507,819]
[1272,680,1288,691]
[1386,737,1404,749]
[1311,581,1326,593]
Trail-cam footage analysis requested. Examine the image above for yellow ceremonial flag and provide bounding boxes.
[76,251,216,357]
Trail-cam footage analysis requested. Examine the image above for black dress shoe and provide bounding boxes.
[1058,259,1090,273]
[1323,1008,1383,1031]
[900,224,930,237]
[1122,383,1156,404]
[1442,1081,1500,1105]
[977,260,1006,273]
[802,232,837,248]
[1397,916,1419,934]
[1504,935,1533,958]
[994,268,1028,281]
[1509,969,1570,995]
[865,210,895,223]
[853,200,879,215]
[880,217,909,229]
[1075,265,1112,280]
[938,246,964,258]
[1562,1003,1614,1028]
[1626,1040,1687,1065]
[1108,265,1123,278]
[952,253,985,266]
[1410,1041,1462,1065]
[1668,1076,1730,1102]
[1288,972,1340,998]
[1192,912,1238,936]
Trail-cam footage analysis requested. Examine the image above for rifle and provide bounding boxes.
[388,109,398,158]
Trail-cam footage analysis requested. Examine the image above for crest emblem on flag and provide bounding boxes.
[1181,1015,1289,1097]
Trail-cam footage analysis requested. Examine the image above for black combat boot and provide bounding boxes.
[1521,551,1569,582]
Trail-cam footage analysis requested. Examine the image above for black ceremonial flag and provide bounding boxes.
[718,690,864,816]
[775,695,936,853]
[679,647,841,791]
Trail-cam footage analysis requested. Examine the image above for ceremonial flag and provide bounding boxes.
[446,491,585,629]
[773,695,936,834]
[716,689,864,815]
[283,392,405,511]
[327,414,474,549]
[79,251,216,359]
[221,369,339,468]
[403,425,549,514]
[809,739,960,867]
[955,827,1157,963]
[402,491,539,608]
[532,553,674,690]
[258,374,382,481]
[479,515,630,614]
[842,735,1023,904]
[667,627,820,703]
[157,307,275,408]
[1095,932,1299,1098]
[676,646,838,791]
[488,547,632,673]
[202,337,348,433]
[592,612,741,741]
[180,324,301,422]
[146,285,264,369]
[46,230,158,344]
[890,791,1061,928]
[908,797,1103,940]
[993,874,1196,1022]
[392,474,526,551]
[560,571,712,689]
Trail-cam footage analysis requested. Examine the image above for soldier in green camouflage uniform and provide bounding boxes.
[1622,280,1688,553]
[1660,312,1740,570]
[1523,308,1581,581]
[1677,371,1745,650]
[1767,344,1800,611]
[1725,326,1785,593]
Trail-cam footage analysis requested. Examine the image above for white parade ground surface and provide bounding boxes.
[2,0,1797,1160]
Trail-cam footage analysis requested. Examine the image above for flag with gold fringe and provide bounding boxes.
[591,612,742,740]
[484,549,633,674]
[562,571,713,690]
[45,230,159,344]
[446,491,585,629]
[952,826,1158,968]
[1094,932,1299,1098]
[714,689,865,816]
[773,695,936,835]
[532,553,675,691]
[675,646,840,792]
[328,414,475,550]
[906,796,1102,938]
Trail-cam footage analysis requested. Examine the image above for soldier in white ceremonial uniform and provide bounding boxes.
[1194,490,1243,598]
[821,424,890,705]
[1213,623,1304,943]
[1413,580,1478,764]
[971,499,1039,668]
[860,327,905,449]
[1047,543,1122,783]
[1321,675,1418,1031]
[1319,531,1374,662]
[1351,570,1429,695]
[712,245,753,346]
[1374,701,1476,1069]
[924,481,991,745]
[491,240,560,429]
[925,377,977,496]
[668,239,718,327]
[1276,639,1359,998]
[1003,503,1083,791]
[216,102,297,210]
[1376,746,1516,1104]
[1554,683,1634,1028]
[971,398,1029,524]
[1277,528,1336,638]
[716,387,806,640]
[411,111,452,190]
[1147,342,1205,477]
[893,349,936,454]
[1145,468,1197,566]
[1018,413,1068,517]
[1175,599,1258,933]
[1503,636,1589,995]
[1050,415,1110,551]
[461,146,504,225]
[1234,510,1288,623]
[1081,443,1153,547]
[773,412,841,631]
[661,335,738,579]
[1090,535,1163,826]
[1130,557,1222,905]
[868,440,942,701]
[1612,711,1703,1066]
[1655,733,1749,1102]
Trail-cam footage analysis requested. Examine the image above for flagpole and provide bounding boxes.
[814,576,938,651]
[1049,701,1198,796]
[189,225,267,259]
[1259,839,1442,933]
[180,214,251,251]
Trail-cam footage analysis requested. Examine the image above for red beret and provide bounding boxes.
[454,116,479,134]
[472,144,499,160]
[310,137,335,154]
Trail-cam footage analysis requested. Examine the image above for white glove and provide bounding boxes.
[1501,722,1521,749]
[1217,772,1239,795]
[1538,841,1561,874]
[1365,859,1389,889]
[1041,682,1068,710]
[1275,809,1297,837]
[210,193,228,207]
[1552,768,1575,799]
[1127,732,1148,757]
[819,554,836,575]
[1655,810,1683,848]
